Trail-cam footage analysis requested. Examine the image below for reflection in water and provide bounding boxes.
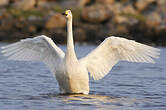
[39,93,145,110]
[63,94,136,104]
[63,94,114,104]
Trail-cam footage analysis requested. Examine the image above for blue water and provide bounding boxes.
[0,43,166,110]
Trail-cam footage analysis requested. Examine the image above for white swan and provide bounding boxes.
[0,10,160,94]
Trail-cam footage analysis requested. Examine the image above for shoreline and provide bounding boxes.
[0,0,165,46]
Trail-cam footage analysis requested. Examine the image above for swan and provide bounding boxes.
[0,10,160,94]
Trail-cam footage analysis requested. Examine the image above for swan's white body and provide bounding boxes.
[0,10,160,94]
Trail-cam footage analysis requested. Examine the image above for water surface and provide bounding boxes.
[0,43,165,110]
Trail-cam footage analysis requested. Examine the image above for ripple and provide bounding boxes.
[138,66,163,72]
[0,45,165,110]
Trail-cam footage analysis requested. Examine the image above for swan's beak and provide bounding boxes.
[62,12,67,16]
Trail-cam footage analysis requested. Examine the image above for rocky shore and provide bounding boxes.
[0,0,165,45]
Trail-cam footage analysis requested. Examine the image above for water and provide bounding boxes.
[0,43,166,110]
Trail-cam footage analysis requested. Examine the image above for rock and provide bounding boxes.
[0,0,165,45]
[155,2,166,20]
[145,12,162,28]
[109,14,138,36]
[36,0,47,7]
[113,15,138,25]
[113,15,128,24]
[108,3,137,15]
[96,0,114,4]
[135,0,155,12]
[0,0,9,6]
[81,4,111,23]
[37,2,47,8]
[13,0,36,10]
[108,3,123,15]
[122,4,137,14]
[36,0,57,8]
[45,13,66,29]
[79,0,91,7]
[156,0,166,5]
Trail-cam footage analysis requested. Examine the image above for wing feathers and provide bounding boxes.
[1,35,64,74]
[81,36,160,80]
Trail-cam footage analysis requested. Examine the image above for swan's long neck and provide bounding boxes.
[66,17,77,61]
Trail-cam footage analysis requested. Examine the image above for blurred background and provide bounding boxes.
[0,0,165,45]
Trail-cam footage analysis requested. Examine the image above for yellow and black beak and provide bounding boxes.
[62,12,67,16]
[62,10,70,16]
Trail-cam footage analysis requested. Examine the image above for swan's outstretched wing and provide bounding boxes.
[80,36,160,80]
[0,35,65,74]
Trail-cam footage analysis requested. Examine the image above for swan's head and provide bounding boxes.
[62,10,72,19]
